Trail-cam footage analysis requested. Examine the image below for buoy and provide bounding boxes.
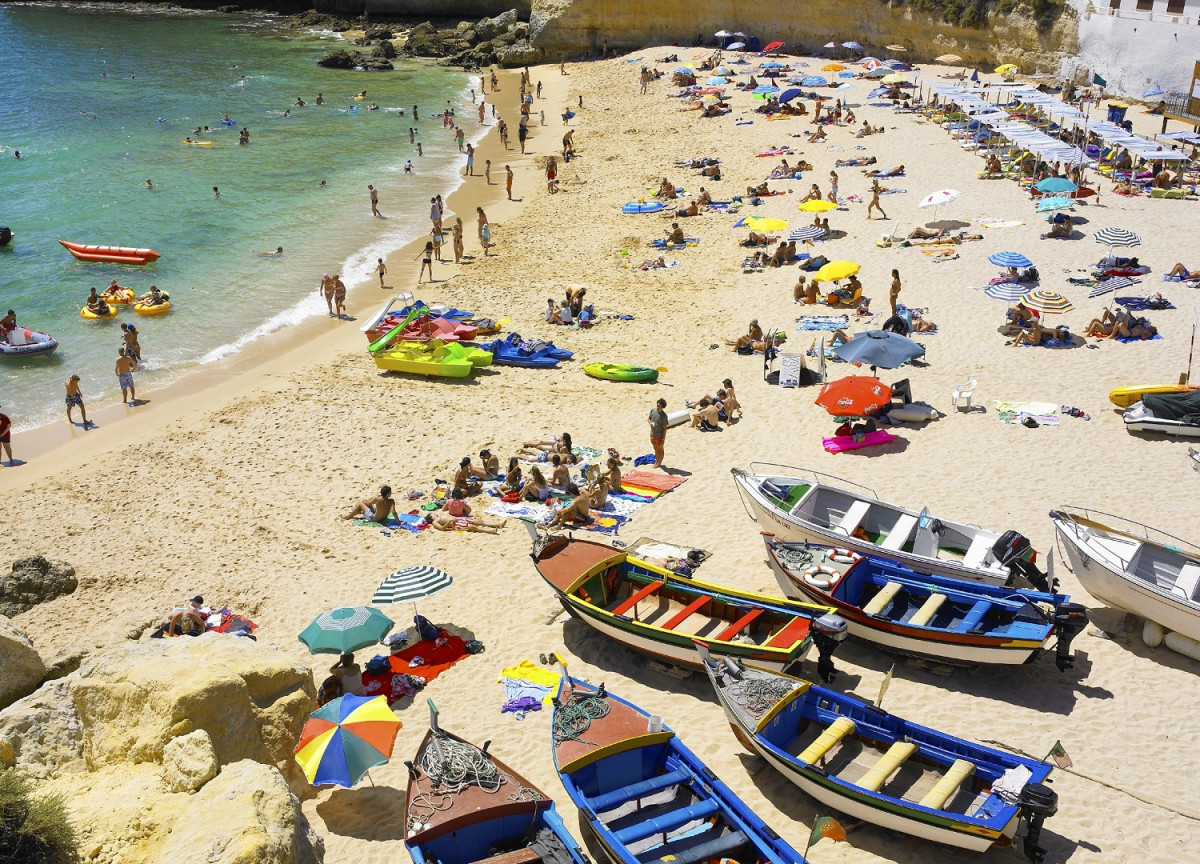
[1164,631,1200,661]
[665,409,689,428]
[1142,619,1165,648]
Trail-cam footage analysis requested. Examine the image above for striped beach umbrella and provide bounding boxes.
[294,695,401,788]
[983,282,1027,301]
[801,75,828,87]
[1088,275,1139,298]
[373,565,452,605]
[298,606,394,654]
[988,251,1033,269]
[1022,289,1074,314]
[789,226,826,242]
[1093,227,1141,249]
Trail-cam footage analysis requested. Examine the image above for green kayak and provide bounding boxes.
[583,362,659,383]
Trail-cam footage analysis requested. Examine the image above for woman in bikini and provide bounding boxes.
[414,242,434,283]
[519,465,550,502]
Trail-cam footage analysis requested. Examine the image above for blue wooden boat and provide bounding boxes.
[698,646,1060,862]
[763,537,1088,668]
[406,701,589,864]
[551,678,806,864]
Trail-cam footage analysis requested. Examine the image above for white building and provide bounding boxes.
[1069,0,1200,99]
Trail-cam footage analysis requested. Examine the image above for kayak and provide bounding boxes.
[101,287,136,305]
[583,362,659,383]
[483,333,573,369]
[372,340,490,377]
[622,201,664,214]
[0,327,58,357]
[182,140,213,146]
[81,305,117,320]
[1109,384,1200,408]
[134,300,171,315]
[60,240,160,265]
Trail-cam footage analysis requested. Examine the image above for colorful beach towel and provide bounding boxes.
[1116,296,1174,311]
[797,314,849,331]
[621,470,688,494]
[994,401,1060,426]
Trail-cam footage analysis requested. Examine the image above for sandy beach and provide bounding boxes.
[6,48,1200,864]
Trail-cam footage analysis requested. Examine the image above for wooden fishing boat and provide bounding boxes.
[762,537,1087,668]
[405,701,588,864]
[732,464,1048,588]
[1051,506,1200,641]
[697,646,1060,861]
[551,678,805,864]
[59,240,160,265]
[531,535,843,674]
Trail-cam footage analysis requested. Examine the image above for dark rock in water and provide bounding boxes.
[318,49,357,69]
[216,5,239,13]
[359,55,395,71]
[291,10,355,31]
[402,21,454,58]
[373,40,397,60]
[364,25,394,41]
[0,556,78,618]
[317,49,391,71]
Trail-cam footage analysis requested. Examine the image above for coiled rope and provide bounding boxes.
[729,676,797,719]
[552,692,611,745]
[409,732,543,829]
[775,544,815,571]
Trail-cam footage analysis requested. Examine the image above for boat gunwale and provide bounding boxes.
[1051,506,1200,562]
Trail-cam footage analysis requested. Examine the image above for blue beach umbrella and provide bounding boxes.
[1035,177,1078,194]
[779,88,803,103]
[832,330,926,370]
[1037,197,1075,213]
[674,67,693,76]
[835,82,853,92]
[837,72,856,79]
[706,76,729,85]
[988,251,1033,269]
[760,62,785,70]
[842,41,863,50]
[753,85,780,95]
[801,75,828,87]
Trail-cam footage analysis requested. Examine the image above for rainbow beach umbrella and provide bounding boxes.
[294,694,402,787]
[1021,289,1074,314]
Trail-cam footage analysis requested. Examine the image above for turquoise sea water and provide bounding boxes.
[0,4,480,431]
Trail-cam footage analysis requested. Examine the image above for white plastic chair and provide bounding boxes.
[951,378,977,411]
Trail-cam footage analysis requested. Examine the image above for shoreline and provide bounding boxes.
[6,64,553,471]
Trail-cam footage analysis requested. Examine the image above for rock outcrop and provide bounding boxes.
[0,615,46,709]
[0,555,78,618]
[0,679,83,779]
[161,729,218,793]
[317,49,394,71]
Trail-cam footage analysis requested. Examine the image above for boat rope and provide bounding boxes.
[552,691,611,746]
[775,544,816,571]
[419,730,503,794]
[982,739,1200,823]
[728,676,797,719]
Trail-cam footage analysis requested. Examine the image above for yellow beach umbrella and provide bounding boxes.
[822,63,845,72]
[995,64,1019,74]
[744,216,790,231]
[936,53,962,63]
[816,260,861,282]
[799,200,837,213]
[882,72,909,84]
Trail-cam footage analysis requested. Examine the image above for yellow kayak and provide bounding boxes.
[1109,384,1199,408]
[182,140,213,147]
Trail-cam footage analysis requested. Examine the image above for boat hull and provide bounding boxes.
[0,329,58,357]
[59,240,159,265]
[1109,384,1199,408]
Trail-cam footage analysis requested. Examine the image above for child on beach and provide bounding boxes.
[65,375,89,427]
[376,259,387,288]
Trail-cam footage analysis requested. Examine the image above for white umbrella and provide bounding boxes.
[918,188,961,223]
[715,30,733,37]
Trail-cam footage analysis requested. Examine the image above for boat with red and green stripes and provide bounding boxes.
[530,535,843,674]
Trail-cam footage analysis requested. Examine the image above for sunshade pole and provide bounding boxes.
[1187,308,1197,385]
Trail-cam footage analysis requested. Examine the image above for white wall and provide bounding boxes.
[1068,0,1200,98]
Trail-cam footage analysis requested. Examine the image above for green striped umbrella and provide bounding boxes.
[298,606,394,655]
[373,566,453,605]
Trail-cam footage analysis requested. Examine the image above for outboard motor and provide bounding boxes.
[1017,782,1058,863]
[0,227,11,247]
[991,531,1054,591]
[1052,602,1088,671]
[811,614,848,684]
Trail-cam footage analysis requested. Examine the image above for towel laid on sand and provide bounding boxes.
[1116,296,1174,311]
[994,400,1060,426]
[797,314,849,331]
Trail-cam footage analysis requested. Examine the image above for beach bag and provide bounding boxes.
[316,675,343,707]
[415,614,440,642]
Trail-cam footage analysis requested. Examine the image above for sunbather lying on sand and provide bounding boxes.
[674,157,719,168]
[1112,316,1157,340]
[835,156,876,167]
[865,165,905,177]
[639,257,669,269]
[697,164,721,178]
[341,485,399,524]
[745,182,770,197]
[675,200,700,217]
[1167,262,1197,279]
[1084,308,1126,337]
[430,510,506,533]
[1008,319,1069,346]
[520,433,574,463]
[908,226,946,239]
[743,232,774,246]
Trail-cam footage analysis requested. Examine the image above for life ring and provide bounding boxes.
[830,548,862,565]
[802,565,837,590]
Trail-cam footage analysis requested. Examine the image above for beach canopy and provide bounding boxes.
[822,63,845,72]
[299,606,394,654]
[1093,227,1141,248]
[801,75,828,87]
[815,260,860,281]
[373,565,452,605]
[1036,196,1075,213]
[1035,177,1078,194]
[799,199,837,213]
[842,41,863,50]
[832,330,925,370]
[743,216,789,231]
[815,376,892,416]
[1022,289,1074,314]
[764,41,785,52]
[779,88,803,103]
[995,64,1019,73]
[936,54,962,63]
[294,695,401,788]
[988,251,1033,269]
[984,282,1027,301]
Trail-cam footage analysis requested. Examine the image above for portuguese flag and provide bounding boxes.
[808,815,847,846]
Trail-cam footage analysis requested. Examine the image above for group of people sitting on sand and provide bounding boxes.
[1083,307,1158,340]
[544,286,591,325]
[1001,302,1071,346]
[686,379,742,430]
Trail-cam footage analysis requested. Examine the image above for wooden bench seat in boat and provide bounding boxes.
[612,581,666,617]
[908,592,947,627]
[836,500,872,536]
[798,716,856,764]
[961,534,994,570]
[880,513,918,552]
[954,600,992,632]
[660,596,710,630]
[640,830,748,864]
[715,608,764,641]
[611,799,720,844]
[765,616,812,648]
[858,741,917,792]
[862,581,903,616]
[589,769,692,811]
[468,847,542,864]
[918,758,976,810]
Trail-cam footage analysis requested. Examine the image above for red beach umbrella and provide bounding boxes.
[815,376,892,416]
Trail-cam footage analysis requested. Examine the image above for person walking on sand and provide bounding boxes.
[415,241,434,283]
[0,405,12,466]
[485,159,492,185]
[65,375,89,427]
[889,269,902,316]
[376,258,387,288]
[333,275,347,318]
[505,164,513,200]
[115,348,137,406]
[867,178,887,220]
[452,218,464,264]
[648,398,668,469]
[518,120,528,154]
[320,273,335,315]
[478,101,486,124]
[368,184,381,217]
[464,142,475,176]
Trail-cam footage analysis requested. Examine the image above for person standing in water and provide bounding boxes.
[333,276,346,318]
[368,184,380,217]
[115,348,138,405]
[376,258,387,288]
[65,375,89,427]
[320,274,335,316]
[316,92,325,105]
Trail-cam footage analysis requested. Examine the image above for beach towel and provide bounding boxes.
[640,261,679,270]
[621,470,688,492]
[360,634,472,704]
[879,188,908,195]
[1017,335,1076,349]
[994,401,1060,427]
[1116,296,1173,311]
[797,315,849,331]
[1116,333,1163,342]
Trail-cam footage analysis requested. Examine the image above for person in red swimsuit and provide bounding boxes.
[0,406,11,466]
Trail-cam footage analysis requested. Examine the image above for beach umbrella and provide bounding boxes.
[983,282,1027,301]
[1093,227,1141,249]
[835,82,853,92]
[726,42,745,50]
[760,61,785,69]
[1036,196,1075,213]
[936,53,962,63]
[705,76,729,85]
[823,63,845,72]
[753,86,780,98]
[373,565,452,606]
[988,251,1033,269]
[865,67,891,79]
[799,199,837,213]
[299,606,394,654]
[788,226,826,242]
[801,75,828,87]
[815,260,861,282]
[1035,177,1078,194]
[842,41,863,50]
[700,94,721,103]
[715,30,733,37]
[832,330,925,370]
[882,72,909,84]
[716,66,733,75]
[886,44,908,51]
[294,695,402,788]
[815,376,892,416]
[995,64,1019,74]
[744,216,789,232]
[861,58,882,68]
[883,60,912,71]
[779,88,803,103]
[764,41,785,52]
[918,188,960,222]
[673,67,693,76]
[824,42,839,49]
[1089,275,1138,298]
[1022,289,1074,314]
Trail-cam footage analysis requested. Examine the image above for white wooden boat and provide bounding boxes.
[1050,506,1200,641]
[732,465,1047,588]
